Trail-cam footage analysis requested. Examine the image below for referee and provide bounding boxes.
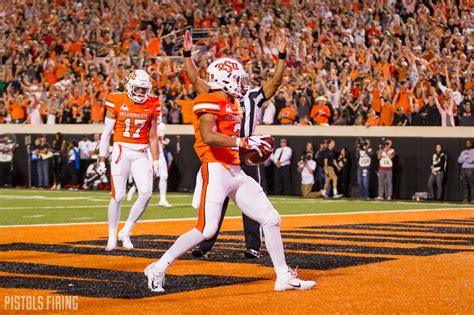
[182,30,287,259]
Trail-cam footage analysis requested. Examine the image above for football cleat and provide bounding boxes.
[158,200,172,208]
[118,231,133,250]
[333,193,344,199]
[105,236,117,252]
[144,263,165,293]
[244,249,261,259]
[191,246,208,258]
[274,268,316,291]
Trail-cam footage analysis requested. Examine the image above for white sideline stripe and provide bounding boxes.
[22,215,45,218]
[193,103,220,112]
[1,195,104,201]
[0,208,472,228]
[0,200,467,210]
[0,204,189,210]
[0,201,307,210]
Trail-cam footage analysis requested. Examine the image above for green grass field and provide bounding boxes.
[0,188,470,226]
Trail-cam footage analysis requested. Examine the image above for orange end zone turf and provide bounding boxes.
[0,210,473,314]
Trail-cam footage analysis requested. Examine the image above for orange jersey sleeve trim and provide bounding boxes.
[193,93,226,116]
[193,103,221,114]
[105,93,119,115]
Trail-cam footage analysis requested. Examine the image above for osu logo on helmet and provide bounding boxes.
[216,60,239,73]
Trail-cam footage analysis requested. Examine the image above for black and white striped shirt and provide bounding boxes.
[239,86,267,137]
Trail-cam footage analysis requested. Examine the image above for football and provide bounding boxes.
[240,136,275,165]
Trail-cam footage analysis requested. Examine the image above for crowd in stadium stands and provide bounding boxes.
[0,0,473,126]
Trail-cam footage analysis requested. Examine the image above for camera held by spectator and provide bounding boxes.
[297,153,320,198]
[356,137,369,151]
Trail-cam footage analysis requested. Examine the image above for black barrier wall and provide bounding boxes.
[11,134,470,202]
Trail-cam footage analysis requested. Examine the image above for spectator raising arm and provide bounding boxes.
[262,36,287,100]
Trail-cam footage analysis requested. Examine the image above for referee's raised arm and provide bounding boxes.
[262,35,287,100]
[182,30,210,95]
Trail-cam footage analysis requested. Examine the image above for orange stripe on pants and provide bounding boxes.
[114,144,123,164]
[110,173,116,199]
[196,163,209,232]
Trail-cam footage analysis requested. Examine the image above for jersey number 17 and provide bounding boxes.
[123,118,146,138]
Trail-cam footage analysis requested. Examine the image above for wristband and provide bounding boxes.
[183,50,192,57]
[278,51,287,60]
[236,137,241,148]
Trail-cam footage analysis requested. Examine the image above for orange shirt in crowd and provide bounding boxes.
[396,67,408,82]
[380,103,395,126]
[396,89,413,114]
[176,99,194,124]
[90,102,105,123]
[310,104,331,125]
[371,88,382,113]
[69,95,86,107]
[43,67,57,86]
[9,102,27,121]
[279,106,297,125]
[55,62,69,80]
[366,115,380,127]
[148,37,161,56]
[67,41,83,55]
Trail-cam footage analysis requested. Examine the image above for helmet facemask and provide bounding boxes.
[127,84,151,103]
[126,70,152,103]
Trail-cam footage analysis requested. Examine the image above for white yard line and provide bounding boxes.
[22,215,46,218]
[1,208,472,228]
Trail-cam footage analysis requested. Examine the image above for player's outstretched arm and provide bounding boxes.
[262,36,287,100]
[183,30,210,94]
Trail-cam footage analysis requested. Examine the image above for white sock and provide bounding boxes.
[153,228,206,272]
[159,177,167,202]
[262,225,289,277]
[108,198,122,238]
[333,189,338,195]
[122,192,152,235]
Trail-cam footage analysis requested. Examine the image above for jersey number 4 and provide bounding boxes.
[123,118,146,138]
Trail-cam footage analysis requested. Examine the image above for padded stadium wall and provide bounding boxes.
[1,125,473,201]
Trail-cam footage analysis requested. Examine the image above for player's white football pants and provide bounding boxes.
[193,162,280,238]
[111,143,153,200]
[108,143,153,236]
[154,162,288,276]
